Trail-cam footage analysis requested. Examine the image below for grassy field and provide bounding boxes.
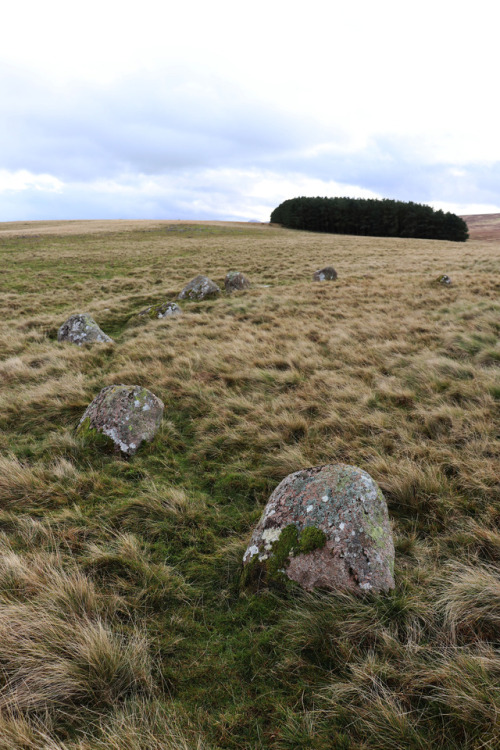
[0,219,498,749]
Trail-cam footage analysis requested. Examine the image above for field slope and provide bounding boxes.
[461,212,500,241]
[0,221,498,748]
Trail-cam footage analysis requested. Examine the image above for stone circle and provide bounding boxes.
[178,275,221,300]
[77,384,164,456]
[57,314,113,345]
[243,464,395,594]
[138,301,182,319]
[224,271,251,293]
[313,267,337,282]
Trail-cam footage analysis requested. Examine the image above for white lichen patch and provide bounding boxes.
[103,427,131,454]
[263,507,276,520]
[261,527,282,551]
[243,544,259,563]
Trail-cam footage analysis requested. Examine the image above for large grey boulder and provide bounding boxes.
[58,314,113,345]
[224,271,251,293]
[77,385,164,456]
[138,301,182,319]
[178,275,220,301]
[243,464,394,594]
[313,266,337,282]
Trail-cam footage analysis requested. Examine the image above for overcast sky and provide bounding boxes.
[1,0,498,222]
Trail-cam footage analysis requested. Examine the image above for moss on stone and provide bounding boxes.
[242,524,327,589]
[266,525,299,578]
[76,417,114,451]
[297,526,327,554]
[239,552,261,589]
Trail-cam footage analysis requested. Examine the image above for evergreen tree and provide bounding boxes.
[270,197,468,242]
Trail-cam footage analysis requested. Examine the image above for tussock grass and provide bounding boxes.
[0,543,153,730]
[0,221,498,747]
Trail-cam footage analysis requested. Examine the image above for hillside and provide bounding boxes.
[461,212,500,241]
[0,221,498,748]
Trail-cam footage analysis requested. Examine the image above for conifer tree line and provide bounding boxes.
[270,196,469,241]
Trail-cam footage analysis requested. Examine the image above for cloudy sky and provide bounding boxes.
[1,0,498,222]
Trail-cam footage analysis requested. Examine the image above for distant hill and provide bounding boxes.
[460,212,500,240]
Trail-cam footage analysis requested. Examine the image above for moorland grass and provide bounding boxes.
[0,221,498,748]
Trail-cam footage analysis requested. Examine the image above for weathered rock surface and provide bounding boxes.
[243,464,394,594]
[437,274,452,285]
[178,275,220,300]
[224,271,251,293]
[58,314,113,345]
[313,266,337,282]
[138,301,182,319]
[77,385,164,456]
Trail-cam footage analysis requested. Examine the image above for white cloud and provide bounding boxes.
[430,201,500,216]
[1,0,499,220]
[0,169,63,193]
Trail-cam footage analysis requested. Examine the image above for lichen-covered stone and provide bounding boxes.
[58,314,113,345]
[243,464,394,594]
[178,275,221,300]
[224,271,251,293]
[437,274,452,285]
[77,385,164,456]
[313,266,337,282]
[138,301,182,319]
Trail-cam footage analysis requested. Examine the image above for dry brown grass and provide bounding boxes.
[0,219,268,238]
[0,220,498,747]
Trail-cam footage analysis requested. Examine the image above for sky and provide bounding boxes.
[1,0,499,222]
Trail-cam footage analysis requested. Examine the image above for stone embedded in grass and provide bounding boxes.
[138,301,182,319]
[243,464,395,594]
[57,313,113,345]
[312,266,337,282]
[178,275,221,300]
[77,384,164,456]
[437,274,452,285]
[224,271,251,293]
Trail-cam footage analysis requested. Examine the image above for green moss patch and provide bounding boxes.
[243,524,327,588]
[76,417,115,453]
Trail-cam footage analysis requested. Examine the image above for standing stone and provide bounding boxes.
[58,314,113,345]
[243,464,394,594]
[178,275,220,300]
[138,301,182,319]
[437,274,452,285]
[313,267,337,282]
[77,385,164,456]
[224,271,251,293]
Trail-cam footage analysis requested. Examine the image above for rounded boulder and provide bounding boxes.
[224,271,251,293]
[58,314,113,345]
[243,464,394,594]
[312,266,337,282]
[138,301,182,319]
[178,275,221,300]
[77,385,164,456]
